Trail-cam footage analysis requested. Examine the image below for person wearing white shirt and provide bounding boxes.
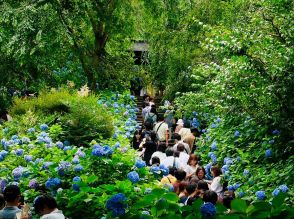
[161,149,184,169]
[150,143,167,165]
[153,114,169,144]
[178,127,191,140]
[208,166,223,198]
[172,133,191,154]
[184,154,199,178]
[34,195,66,219]
[177,144,190,166]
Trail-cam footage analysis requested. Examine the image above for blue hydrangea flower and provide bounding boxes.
[211,154,217,163]
[211,142,217,150]
[265,149,272,158]
[45,178,61,190]
[210,124,217,128]
[40,124,49,131]
[75,149,86,158]
[208,152,215,158]
[234,183,241,190]
[113,133,118,139]
[123,111,129,117]
[144,188,152,194]
[228,185,235,191]
[279,184,288,193]
[63,146,72,152]
[12,166,24,180]
[106,193,127,217]
[24,155,33,162]
[127,171,140,183]
[135,159,146,168]
[56,141,64,149]
[16,149,24,156]
[216,117,221,123]
[238,191,245,198]
[57,161,72,176]
[97,100,103,104]
[73,176,81,182]
[72,156,80,164]
[92,145,105,157]
[11,135,19,140]
[234,131,240,137]
[114,142,121,148]
[200,202,216,217]
[256,191,266,200]
[42,162,53,170]
[150,165,160,174]
[269,140,275,144]
[0,179,7,192]
[74,164,83,172]
[29,179,38,189]
[243,169,250,177]
[103,145,113,156]
[159,164,169,176]
[222,165,229,173]
[272,188,280,197]
[27,128,35,133]
[224,157,233,166]
[272,129,280,135]
[64,140,70,146]
[0,150,8,158]
[21,137,30,144]
[201,129,207,133]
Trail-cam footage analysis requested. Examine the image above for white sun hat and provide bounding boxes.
[176,119,184,125]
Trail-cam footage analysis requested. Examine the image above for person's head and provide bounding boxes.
[196,166,206,180]
[197,180,209,191]
[187,154,198,166]
[151,156,160,166]
[158,113,164,121]
[157,143,166,153]
[133,130,140,140]
[34,195,58,216]
[165,148,174,157]
[149,132,157,142]
[175,170,186,181]
[183,120,191,128]
[186,183,197,195]
[177,143,185,152]
[149,97,154,102]
[191,128,201,137]
[150,107,156,114]
[144,121,153,131]
[223,191,235,209]
[211,165,221,177]
[3,185,21,205]
[0,194,5,210]
[203,190,218,205]
[178,182,188,194]
[172,133,181,141]
[168,167,177,176]
[173,151,180,158]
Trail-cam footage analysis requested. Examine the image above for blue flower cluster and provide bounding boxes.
[243,169,250,177]
[135,159,146,168]
[227,183,241,191]
[37,132,52,144]
[256,191,266,200]
[200,202,216,217]
[29,179,38,189]
[265,149,272,158]
[272,184,288,197]
[106,193,128,217]
[12,166,25,180]
[191,117,200,128]
[45,177,61,190]
[211,141,217,151]
[234,130,240,137]
[56,141,64,149]
[127,171,140,183]
[150,164,169,176]
[57,161,72,176]
[92,144,114,157]
[24,155,33,162]
[40,124,49,131]
[72,176,81,191]
[208,152,217,163]
[74,164,83,172]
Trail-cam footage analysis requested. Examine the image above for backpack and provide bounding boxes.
[145,113,156,127]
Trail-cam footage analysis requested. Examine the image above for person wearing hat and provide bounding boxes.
[175,119,184,133]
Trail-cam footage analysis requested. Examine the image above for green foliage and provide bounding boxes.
[9,88,114,145]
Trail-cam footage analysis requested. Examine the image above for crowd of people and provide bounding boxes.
[0,185,66,219]
[133,95,236,210]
